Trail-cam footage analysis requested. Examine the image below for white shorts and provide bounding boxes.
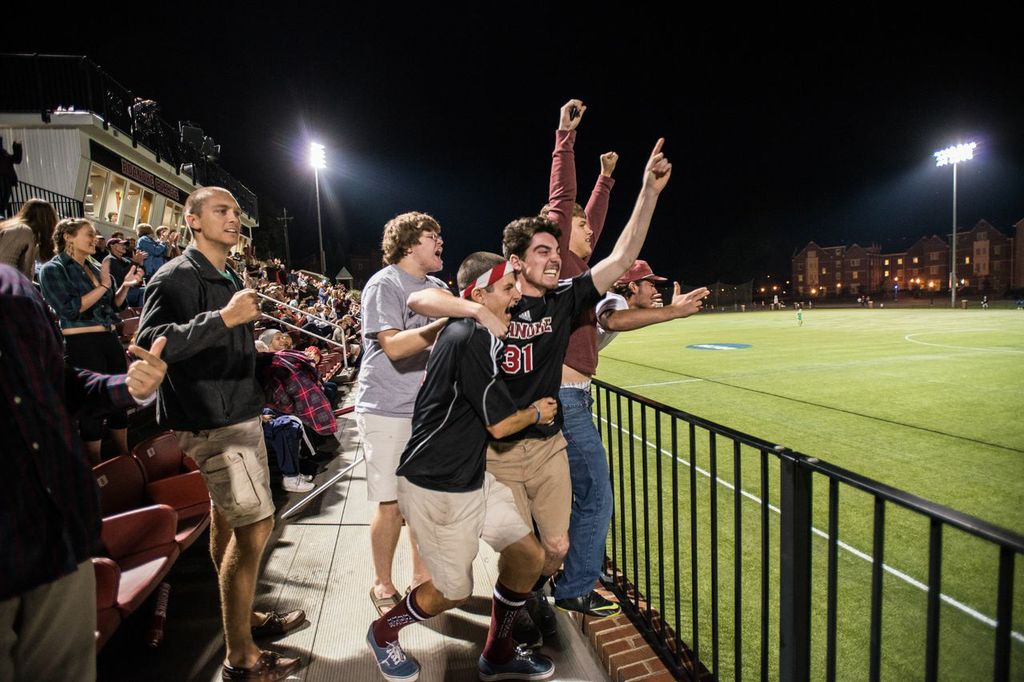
[357,413,412,502]
[398,473,532,601]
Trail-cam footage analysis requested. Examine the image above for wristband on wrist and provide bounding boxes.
[532,404,541,424]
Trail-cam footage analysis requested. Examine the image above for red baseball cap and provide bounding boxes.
[615,260,667,286]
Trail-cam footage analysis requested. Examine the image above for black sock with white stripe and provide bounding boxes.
[482,581,530,663]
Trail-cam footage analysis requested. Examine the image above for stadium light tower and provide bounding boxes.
[934,142,976,308]
[309,142,327,274]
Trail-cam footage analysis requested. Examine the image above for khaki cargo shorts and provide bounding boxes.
[176,417,275,528]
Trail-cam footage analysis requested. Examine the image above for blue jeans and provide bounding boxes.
[553,387,613,600]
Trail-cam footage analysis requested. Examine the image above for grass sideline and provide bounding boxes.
[593,308,1024,680]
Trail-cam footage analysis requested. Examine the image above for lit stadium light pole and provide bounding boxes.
[934,142,976,308]
[310,142,327,274]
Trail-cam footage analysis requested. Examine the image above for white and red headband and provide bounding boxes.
[461,261,514,299]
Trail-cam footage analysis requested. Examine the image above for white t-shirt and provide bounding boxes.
[595,292,630,351]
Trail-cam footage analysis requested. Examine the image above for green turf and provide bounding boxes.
[591,308,1024,681]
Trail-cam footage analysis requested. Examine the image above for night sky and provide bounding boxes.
[14,11,1022,287]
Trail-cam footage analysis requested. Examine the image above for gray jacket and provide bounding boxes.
[136,246,262,431]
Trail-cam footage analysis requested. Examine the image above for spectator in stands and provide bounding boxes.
[260,409,315,491]
[0,262,167,682]
[0,198,58,279]
[137,224,179,279]
[367,252,558,681]
[0,137,22,218]
[104,238,145,307]
[93,233,109,260]
[409,119,674,635]
[260,328,293,352]
[356,211,469,615]
[595,260,708,350]
[39,218,142,463]
[136,187,303,681]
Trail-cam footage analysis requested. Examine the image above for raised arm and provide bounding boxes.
[590,139,673,294]
[583,151,618,257]
[548,99,585,255]
[601,283,709,331]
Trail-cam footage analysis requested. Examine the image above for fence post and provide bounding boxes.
[779,451,812,682]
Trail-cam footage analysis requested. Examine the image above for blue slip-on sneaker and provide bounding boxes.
[478,644,554,681]
[366,625,419,681]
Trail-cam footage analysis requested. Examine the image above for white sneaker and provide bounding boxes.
[300,473,314,482]
[282,475,315,493]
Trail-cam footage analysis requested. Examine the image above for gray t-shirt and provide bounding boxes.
[356,264,447,417]
[595,292,630,351]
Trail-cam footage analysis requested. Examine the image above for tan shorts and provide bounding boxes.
[486,432,571,544]
[357,413,411,502]
[176,417,275,528]
[397,473,531,601]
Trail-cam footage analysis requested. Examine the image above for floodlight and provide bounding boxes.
[310,142,326,170]
[934,142,976,167]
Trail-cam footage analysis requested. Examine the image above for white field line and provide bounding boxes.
[904,329,1024,354]
[597,414,1024,644]
[621,379,705,389]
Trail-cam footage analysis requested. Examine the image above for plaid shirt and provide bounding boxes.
[38,252,122,329]
[0,264,135,599]
[256,350,335,436]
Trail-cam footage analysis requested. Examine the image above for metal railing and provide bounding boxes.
[593,378,1024,681]
[0,53,258,218]
[6,181,83,219]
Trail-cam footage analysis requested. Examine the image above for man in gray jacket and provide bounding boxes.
[138,187,303,681]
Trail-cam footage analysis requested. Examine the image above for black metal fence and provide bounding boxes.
[593,378,1024,681]
[6,180,83,219]
[0,53,258,218]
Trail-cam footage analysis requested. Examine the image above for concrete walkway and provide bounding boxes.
[98,411,609,682]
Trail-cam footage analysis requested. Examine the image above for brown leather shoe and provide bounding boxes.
[251,610,307,639]
[222,650,301,680]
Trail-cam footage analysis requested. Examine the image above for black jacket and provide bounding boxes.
[137,246,262,431]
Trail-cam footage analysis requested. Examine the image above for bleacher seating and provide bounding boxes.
[91,504,180,650]
[94,452,210,551]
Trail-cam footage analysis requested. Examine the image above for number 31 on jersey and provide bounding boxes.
[501,343,534,374]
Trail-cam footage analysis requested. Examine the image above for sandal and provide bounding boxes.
[370,587,402,616]
[222,650,301,680]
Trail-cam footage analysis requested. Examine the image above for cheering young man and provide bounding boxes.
[367,252,558,681]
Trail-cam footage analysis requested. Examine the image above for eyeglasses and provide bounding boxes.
[420,232,442,244]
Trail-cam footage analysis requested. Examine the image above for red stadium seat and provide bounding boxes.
[95,452,210,552]
[93,557,122,650]
[94,456,147,517]
[132,432,190,481]
[99,505,181,616]
[119,317,140,344]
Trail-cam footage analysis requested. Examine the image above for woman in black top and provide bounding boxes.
[39,218,142,463]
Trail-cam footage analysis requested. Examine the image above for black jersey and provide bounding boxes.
[397,318,519,492]
[499,271,600,441]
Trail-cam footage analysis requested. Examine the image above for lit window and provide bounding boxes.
[912,257,919,264]
[884,270,890,277]
[821,267,827,275]
[884,259,890,265]
[965,256,971,264]
[797,274,803,282]
[897,258,903,265]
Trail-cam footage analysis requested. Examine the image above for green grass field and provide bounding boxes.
[591,308,1024,681]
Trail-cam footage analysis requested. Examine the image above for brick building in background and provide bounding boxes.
[792,219,1022,299]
